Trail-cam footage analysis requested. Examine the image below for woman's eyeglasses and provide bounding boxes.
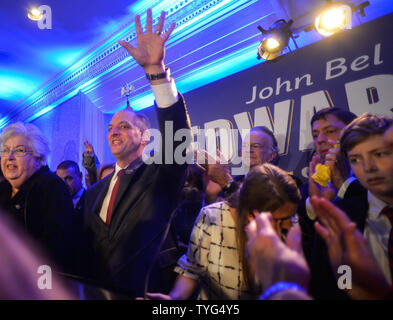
[0,147,33,157]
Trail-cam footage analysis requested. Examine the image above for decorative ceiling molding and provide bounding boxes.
[4,0,272,128]
[1,0,391,129]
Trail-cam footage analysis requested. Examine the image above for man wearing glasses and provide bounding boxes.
[241,126,279,168]
[199,126,281,204]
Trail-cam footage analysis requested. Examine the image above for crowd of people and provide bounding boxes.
[0,9,392,300]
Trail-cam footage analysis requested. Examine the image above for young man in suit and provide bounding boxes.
[82,9,192,298]
[310,114,393,299]
[339,114,393,286]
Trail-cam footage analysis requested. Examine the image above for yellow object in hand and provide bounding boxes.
[312,164,331,187]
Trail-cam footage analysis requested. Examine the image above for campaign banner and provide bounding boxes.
[178,12,393,180]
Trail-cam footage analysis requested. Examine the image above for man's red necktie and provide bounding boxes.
[106,169,124,225]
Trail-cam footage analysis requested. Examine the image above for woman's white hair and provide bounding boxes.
[0,122,50,166]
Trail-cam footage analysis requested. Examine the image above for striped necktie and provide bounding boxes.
[381,206,393,280]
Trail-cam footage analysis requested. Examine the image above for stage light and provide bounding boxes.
[28,8,43,21]
[314,1,370,36]
[315,2,352,36]
[257,19,295,61]
[266,38,280,50]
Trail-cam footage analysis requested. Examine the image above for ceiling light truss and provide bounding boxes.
[257,19,298,61]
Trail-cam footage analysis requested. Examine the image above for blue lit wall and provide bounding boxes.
[31,94,82,171]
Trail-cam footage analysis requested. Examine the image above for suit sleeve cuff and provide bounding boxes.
[151,78,179,108]
[306,197,317,221]
[337,176,357,199]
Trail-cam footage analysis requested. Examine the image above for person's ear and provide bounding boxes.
[269,150,278,163]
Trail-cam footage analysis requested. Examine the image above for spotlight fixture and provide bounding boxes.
[314,1,370,36]
[257,19,295,61]
[27,8,43,21]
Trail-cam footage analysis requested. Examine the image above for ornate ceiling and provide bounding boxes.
[0,0,391,129]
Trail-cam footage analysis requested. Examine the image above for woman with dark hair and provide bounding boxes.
[236,163,301,291]
[142,163,301,300]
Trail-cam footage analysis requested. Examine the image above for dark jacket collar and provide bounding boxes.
[123,157,144,175]
[0,165,50,201]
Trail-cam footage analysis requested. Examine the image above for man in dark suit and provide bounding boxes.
[56,160,86,215]
[82,10,192,298]
[56,160,87,276]
[297,107,361,264]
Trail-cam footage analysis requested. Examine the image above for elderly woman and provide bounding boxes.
[0,122,75,273]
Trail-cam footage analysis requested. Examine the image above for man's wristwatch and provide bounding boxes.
[145,67,170,81]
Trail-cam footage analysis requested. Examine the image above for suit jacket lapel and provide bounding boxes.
[110,160,145,219]
[75,189,86,211]
[336,187,369,232]
[113,170,135,212]
[92,173,114,216]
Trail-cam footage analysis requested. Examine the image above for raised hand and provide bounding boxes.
[309,153,337,200]
[83,139,94,156]
[246,212,310,292]
[119,9,176,73]
[324,140,350,190]
[311,196,390,299]
[194,149,232,188]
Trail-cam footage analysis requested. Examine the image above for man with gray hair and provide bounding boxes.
[0,122,75,273]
